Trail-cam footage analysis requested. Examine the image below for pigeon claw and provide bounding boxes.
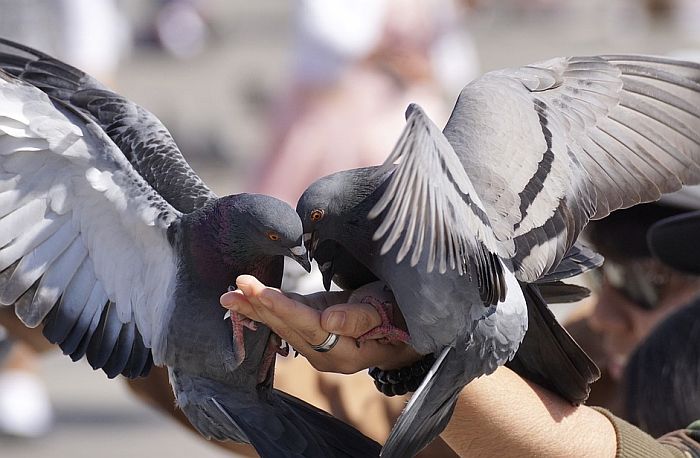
[230,314,247,367]
[229,311,258,367]
[356,296,410,345]
[276,338,290,357]
[258,333,285,384]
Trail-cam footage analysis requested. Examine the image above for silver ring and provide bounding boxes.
[311,332,339,353]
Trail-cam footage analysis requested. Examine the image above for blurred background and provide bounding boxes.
[0,0,699,457]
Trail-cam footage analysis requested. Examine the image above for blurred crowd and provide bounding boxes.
[1,0,700,456]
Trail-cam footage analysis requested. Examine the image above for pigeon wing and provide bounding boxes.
[0,37,217,213]
[443,55,700,281]
[0,71,179,378]
[369,104,506,305]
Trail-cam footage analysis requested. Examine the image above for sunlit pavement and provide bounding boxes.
[0,353,232,458]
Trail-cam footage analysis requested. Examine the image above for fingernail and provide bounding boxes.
[236,283,249,293]
[236,276,251,289]
[326,311,346,332]
[220,291,242,307]
[220,293,234,306]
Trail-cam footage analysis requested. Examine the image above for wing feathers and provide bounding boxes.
[42,258,96,344]
[370,104,508,304]
[445,55,700,281]
[0,66,178,377]
[102,321,136,378]
[62,282,107,359]
[1,219,76,309]
[0,199,45,247]
[29,237,87,327]
[87,302,122,369]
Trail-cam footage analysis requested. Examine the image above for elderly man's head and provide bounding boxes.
[584,189,700,381]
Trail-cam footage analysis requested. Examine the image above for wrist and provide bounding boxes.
[369,354,435,397]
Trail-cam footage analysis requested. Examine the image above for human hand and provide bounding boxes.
[220,275,420,374]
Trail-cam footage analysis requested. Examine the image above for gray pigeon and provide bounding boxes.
[0,39,380,457]
[298,55,700,457]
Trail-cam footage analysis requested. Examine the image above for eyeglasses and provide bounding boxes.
[589,259,678,311]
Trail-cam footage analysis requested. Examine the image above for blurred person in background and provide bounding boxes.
[621,207,700,438]
[0,0,127,438]
[623,298,700,438]
[565,186,700,419]
[253,0,479,205]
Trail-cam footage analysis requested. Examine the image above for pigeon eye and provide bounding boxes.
[310,209,325,222]
[267,232,280,241]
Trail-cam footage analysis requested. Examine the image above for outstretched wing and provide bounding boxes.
[369,104,506,305]
[0,37,217,213]
[0,71,179,378]
[443,55,700,281]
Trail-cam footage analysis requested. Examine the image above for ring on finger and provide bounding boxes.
[311,332,339,353]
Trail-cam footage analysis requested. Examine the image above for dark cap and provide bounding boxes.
[648,210,700,275]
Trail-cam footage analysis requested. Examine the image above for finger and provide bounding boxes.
[321,303,383,338]
[228,285,321,356]
[235,275,279,308]
[298,290,353,311]
[236,275,330,347]
[220,290,264,322]
[232,276,419,374]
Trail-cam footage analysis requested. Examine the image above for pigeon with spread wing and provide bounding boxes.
[0,38,380,457]
[297,55,700,457]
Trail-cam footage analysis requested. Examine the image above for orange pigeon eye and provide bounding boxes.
[310,209,324,222]
[267,232,280,241]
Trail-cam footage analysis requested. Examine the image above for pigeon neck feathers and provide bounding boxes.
[178,199,283,292]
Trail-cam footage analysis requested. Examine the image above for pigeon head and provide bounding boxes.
[297,166,392,288]
[297,167,384,243]
[217,194,310,272]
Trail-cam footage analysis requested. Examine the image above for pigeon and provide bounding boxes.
[297,54,700,457]
[0,38,380,457]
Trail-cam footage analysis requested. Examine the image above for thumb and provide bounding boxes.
[321,303,382,338]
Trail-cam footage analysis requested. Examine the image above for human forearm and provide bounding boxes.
[441,366,616,458]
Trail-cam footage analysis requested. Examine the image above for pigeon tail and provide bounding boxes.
[505,283,600,404]
[536,281,591,304]
[381,347,467,458]
[171,370,381,458]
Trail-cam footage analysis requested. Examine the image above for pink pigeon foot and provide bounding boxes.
[229,311,258,367]
[258,333,290,384]
[356,296,410,345]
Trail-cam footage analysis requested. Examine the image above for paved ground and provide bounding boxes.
[1,1,698,457]
[1,354,231,458]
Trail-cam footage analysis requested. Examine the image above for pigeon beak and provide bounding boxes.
[290,244,312,273]
[319,259,334,291]
[304,231,320,261]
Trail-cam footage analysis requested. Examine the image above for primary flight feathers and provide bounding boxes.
[0,63,179,376]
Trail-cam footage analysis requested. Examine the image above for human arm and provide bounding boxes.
[442,365,616,457]
[221,275,694,458]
